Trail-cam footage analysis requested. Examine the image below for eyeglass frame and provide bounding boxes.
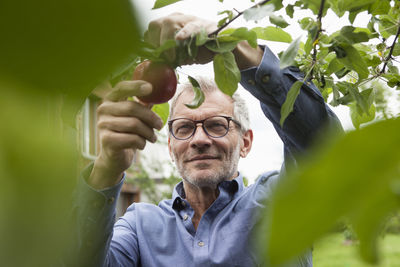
[168,115,242,140]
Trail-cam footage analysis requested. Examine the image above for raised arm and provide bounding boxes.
[240,46,343,166]
[66,80,163,267]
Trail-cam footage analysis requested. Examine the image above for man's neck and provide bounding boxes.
[183,182,219,230]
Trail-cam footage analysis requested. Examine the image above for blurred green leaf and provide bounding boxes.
[243,3,274,21]
[269,15,289,28]
[152,102,170,126]
[337,0,376,12]
[252,26,293,43]
[280,81,303,126]
[0,88,77,266]
[279,36,302,69]
[218,27,258,48]
[185,76,205,109]
[368,0,391,16]
[195,29,209,46]
[205,40,239,53]
[0,0,141,107]
[350,102,376,129]
[262,117,400,265]
[152,0,182,9]
[213,52,241,96]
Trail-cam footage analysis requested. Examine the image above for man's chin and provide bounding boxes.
[184,169,224,188]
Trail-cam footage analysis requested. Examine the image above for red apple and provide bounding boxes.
[133,60,177,104]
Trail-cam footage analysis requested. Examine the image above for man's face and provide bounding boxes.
[168,89,249,188]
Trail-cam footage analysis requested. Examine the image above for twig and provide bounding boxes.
[208,0,272,37]
[310,0,326,79]
[380,20,400,74]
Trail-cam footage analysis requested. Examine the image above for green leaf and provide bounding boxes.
[152,102,170,127]
[205,40,239,53]
[261,117,400,265]
[243,3,274,21]
[393,42,400,57]
[269,15,289,28]
[152,0,182,9]
[286,4,295,18]
[195,28,209,46]
[337,0,376,12]
[339,26,370,44]
[185,76,205,109]
[154,39,178,58]
[336,44,369,80]
[280,81,303,126]
[326,57,344,75]
[0,0,141,105]
[218,28,257,48]
[368,0,391,15]
[213,52,241,96]
[252,26,292,43]
[226,27,258,48]
[350,102,376,129]
[279,36,302,69]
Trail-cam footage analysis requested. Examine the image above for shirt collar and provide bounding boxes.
[171,172,245,211]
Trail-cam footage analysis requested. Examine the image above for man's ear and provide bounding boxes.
[240,129,253,158]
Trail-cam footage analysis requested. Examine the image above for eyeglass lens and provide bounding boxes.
[171,116,230,139]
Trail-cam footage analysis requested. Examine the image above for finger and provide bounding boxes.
[98,101,163,130]
[105,81,152,102]
[98,116,158,143]
[101,130,147,151]
[175,18,217,40]
[144,19,162,47]
[160,25,180,62]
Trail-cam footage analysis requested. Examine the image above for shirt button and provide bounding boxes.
[247,79,255,85]
[108,197,115,204]
[183,214,189,221]
[262,74,270,83]
[198,241,205,247]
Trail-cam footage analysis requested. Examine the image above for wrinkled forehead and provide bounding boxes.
[171,89,234,119]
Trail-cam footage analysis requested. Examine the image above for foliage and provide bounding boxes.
[314,233,400,267]
[150,0,400,265]
[0,1,141,266]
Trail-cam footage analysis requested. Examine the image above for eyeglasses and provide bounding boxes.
[168,115,241,140]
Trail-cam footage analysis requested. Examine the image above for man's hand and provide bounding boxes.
[144,13,263,70]
[88,80,163,190]
[144,12,217,65]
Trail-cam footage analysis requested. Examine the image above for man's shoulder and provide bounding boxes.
[254,170,280,186]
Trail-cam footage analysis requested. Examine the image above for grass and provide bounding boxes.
[313,233,400,266]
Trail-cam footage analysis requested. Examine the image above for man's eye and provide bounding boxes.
[176,124,194,133]
[207,123,227,132]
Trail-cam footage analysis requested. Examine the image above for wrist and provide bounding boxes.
[233,41,263,70]
[88,158,124,190]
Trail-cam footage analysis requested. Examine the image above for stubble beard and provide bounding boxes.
[173,142,241,188]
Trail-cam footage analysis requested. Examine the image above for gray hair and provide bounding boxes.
[168,77,250,132]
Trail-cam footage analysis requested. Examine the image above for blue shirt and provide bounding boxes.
[70,46,342,267]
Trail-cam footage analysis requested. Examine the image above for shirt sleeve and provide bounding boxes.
[240,45,343,166]
[65,163,139,267]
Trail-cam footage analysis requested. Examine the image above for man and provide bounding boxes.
[71,14,342,266]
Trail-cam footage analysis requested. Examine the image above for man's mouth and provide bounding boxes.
[186,155,220,162]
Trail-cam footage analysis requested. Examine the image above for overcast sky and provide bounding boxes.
[132,0,397,183]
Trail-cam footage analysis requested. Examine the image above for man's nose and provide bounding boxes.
[190,124,212,148]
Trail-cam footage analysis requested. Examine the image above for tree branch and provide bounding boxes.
[380,20,400,74]
[310,0,326,79]
[208,0,272,37]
